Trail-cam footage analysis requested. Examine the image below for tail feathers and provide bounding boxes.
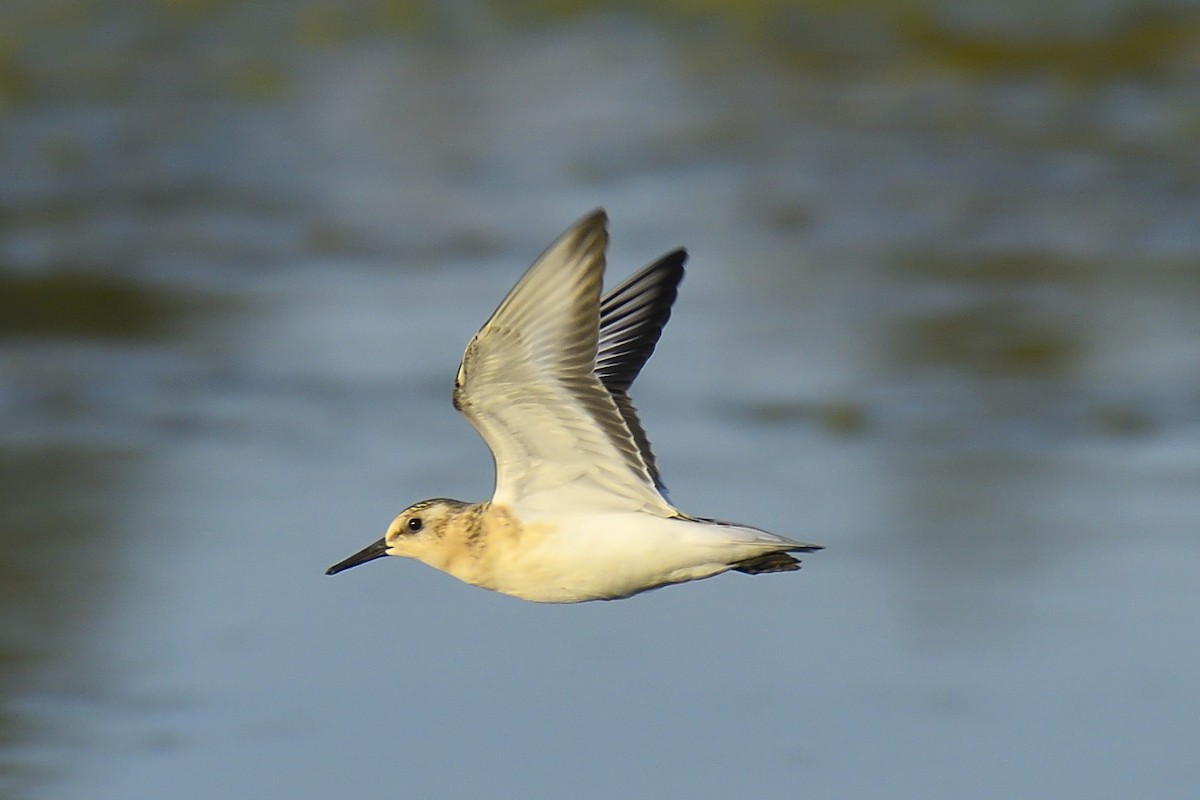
[733,552,804,574]
[681,514,823,552]
[733,539,823,573]
[675,513,823,574]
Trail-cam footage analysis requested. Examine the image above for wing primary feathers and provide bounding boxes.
[595,248,686,494]
[597,249,686,393]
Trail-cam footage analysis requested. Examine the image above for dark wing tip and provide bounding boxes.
[596,249,688,392]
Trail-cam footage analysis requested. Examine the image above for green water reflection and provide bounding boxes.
[0,274,180,340]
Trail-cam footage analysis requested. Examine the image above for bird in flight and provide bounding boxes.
[326,210,821,602]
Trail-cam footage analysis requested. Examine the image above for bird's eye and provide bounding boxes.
[407,517,424,533]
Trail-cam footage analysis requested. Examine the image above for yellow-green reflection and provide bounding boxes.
[0,273,181,341]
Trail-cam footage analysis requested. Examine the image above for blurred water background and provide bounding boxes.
[2,1,1200,798]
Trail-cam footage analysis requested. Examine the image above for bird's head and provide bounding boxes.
[325,498,470,575]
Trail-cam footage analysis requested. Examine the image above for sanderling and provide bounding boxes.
[326,210,821,602]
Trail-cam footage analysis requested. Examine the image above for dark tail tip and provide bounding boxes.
[733,552,803,574]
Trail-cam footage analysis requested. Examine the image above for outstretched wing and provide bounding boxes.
[596,250,685,494]
[453,210,674,516]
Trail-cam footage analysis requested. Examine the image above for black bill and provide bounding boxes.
[325,537,389,575]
